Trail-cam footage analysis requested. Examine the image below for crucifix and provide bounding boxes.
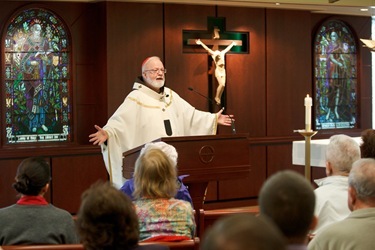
[183,17,248,111]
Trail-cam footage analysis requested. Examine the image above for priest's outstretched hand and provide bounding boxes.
[217,108,235,126]
[89,125,108,145]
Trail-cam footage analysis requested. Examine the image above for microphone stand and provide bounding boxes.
[188,87,236,134]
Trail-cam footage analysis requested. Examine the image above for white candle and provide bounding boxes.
[304,94,312,131]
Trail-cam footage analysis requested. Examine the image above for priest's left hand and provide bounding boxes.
[217,108,235,126]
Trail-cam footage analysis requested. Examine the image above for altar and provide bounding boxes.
[292,137,362,168]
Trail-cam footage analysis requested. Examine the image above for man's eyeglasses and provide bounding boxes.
[144,68,167,74]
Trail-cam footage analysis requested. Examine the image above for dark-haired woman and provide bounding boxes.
[0,157,78,245]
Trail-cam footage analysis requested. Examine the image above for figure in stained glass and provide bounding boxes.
[21,23,53,132]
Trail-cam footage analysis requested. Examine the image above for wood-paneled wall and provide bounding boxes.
[0,1,371,212]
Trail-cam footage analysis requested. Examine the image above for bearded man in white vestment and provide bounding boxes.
[89,56,234,188]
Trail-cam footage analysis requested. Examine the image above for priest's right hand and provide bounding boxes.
[89,125,108,145]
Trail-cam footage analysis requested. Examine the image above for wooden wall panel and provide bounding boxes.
[0,159,24,207]
[51,154,107,214]
[215,7,267,201]
[75,61,107,144]
[106,2,164,115]
[266,9,312,136]
[164,4,216,112]
[219,145,267,200]
[217,6,267,137]
[267,143,295,177]
[69,2,108,144]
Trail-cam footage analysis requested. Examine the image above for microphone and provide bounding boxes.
[164,119,173,136]
[188,87,219,106]
[188,87,236,134]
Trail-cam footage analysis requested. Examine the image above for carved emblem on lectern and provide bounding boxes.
[199,145,215,164]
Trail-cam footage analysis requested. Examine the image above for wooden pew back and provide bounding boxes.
[141,237,200,250]
[198,206,260,237]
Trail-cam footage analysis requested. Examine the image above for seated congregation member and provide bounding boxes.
[120,141,193,206]
[308,158,375,250]
[200,213,287,250]
[133,147,195,241]
[360,128,375,158]
[76,182,168,250]
[259,170,317,250]
[0,157,78,245]
[313,134,360,234]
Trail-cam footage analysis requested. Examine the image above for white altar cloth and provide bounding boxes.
[292,137,362,168]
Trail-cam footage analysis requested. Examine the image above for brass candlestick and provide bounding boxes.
[294,129,318,181]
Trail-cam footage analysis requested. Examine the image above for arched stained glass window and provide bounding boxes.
[3,8,71,143]
[314,20,357,130]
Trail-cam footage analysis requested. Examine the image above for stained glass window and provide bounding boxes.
[4,8,71,143]
[314,20,357,130]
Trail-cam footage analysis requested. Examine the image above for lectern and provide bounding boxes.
[123,134,251,209]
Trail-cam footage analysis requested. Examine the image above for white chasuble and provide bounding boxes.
[101,82,218,188]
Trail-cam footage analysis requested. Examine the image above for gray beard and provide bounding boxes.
[149,79,164,89]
